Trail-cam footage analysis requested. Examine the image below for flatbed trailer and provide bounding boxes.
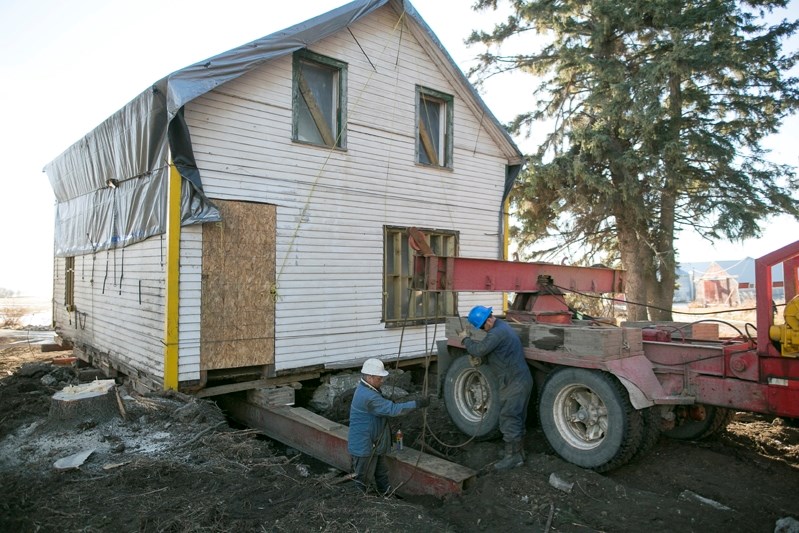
[409,228,799,471]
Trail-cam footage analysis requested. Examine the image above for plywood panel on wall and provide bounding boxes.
[201,200,276,370]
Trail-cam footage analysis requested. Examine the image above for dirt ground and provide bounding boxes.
[1,329,798,533]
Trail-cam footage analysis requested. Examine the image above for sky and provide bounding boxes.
[1,0,798,298]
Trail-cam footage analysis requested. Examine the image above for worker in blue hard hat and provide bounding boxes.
[347,358,429,496]
[459,305,533,470]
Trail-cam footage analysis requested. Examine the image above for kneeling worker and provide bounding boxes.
[347,358,429,495]
[459,305,533,470]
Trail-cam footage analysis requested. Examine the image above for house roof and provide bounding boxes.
[677,258,784,284]
[43,0,523,256]
[164,0,523,164]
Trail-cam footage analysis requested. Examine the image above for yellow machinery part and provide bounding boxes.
[769,294,799,357]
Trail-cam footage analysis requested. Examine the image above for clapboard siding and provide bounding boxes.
[184,5,506,371]
[51,229,203,385]
[46,3,517,392]
[52,238,167,379]
[178,225,202,382]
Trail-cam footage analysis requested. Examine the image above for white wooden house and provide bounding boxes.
[44,0,523,394]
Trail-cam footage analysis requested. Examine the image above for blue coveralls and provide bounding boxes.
[347,379,418,494]
[463,318,533,443]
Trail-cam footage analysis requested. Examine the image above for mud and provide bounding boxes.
[1,338,797,532]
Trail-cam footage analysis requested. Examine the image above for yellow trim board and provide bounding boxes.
[163,163,181,390]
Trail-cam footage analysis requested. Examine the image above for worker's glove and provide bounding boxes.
[457,330,471,342]
[468,355,482,367]
[416,397,430,409]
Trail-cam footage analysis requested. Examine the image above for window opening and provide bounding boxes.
[293,51,347,148]
[384,226,457,325]
[416,87,453,167]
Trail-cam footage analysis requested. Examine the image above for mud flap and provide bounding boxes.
[435,340,454,397]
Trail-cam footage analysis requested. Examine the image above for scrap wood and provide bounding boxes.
[114,386,127,420]
[544,501,555,533]
[103,461,131,470]
[175,421,227,449]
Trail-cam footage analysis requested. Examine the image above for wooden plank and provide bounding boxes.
[41,343,71,353]
[195,379,271,398]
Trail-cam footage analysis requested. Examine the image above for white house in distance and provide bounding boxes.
[43,0,523,394]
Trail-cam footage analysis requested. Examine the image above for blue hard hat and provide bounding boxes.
[467,306,492,329]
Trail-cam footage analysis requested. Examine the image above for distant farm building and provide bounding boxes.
[675,258,785,306]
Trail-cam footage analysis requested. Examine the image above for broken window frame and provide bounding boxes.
[416,86,453,168]
[292,50,347,149]
[383,226,458,327]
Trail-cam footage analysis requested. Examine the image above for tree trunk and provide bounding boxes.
[49,380,121,423]
[618,224,650,321]
[648,185,676,321]
[649,68,683,322]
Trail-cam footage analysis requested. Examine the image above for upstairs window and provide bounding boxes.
[292,50,347,148]
[383,226,457,326]
[416,86,453,168]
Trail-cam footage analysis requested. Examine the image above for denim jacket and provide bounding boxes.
[347,379,417,457]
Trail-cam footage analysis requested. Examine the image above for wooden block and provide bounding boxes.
[562,327,623,356]
[446,317,639,358]
[520,323,626,358]
[248,386,295,407]
[622,328,644,354]
[689,323,719,341]
[41,343,72,353]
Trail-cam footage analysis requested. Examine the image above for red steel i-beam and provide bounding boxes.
[408,227,624,295]
[217,397,476,498]
[415,255,624,294]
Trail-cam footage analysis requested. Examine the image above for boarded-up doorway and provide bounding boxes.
[201,200,276,370]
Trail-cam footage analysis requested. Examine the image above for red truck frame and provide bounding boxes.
[410,228,799,471]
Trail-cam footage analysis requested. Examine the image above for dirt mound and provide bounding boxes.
[1,342,798,532]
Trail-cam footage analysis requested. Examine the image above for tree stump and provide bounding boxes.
[49,379,121,423]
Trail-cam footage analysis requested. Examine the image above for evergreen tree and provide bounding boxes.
[470,0,799,319]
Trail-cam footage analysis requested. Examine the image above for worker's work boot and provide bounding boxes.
[494,441,524,470]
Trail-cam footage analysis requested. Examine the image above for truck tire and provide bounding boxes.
[630,407,661,462]
[443,354,501,438]
[539,367,643,472]
[662,405,735,440]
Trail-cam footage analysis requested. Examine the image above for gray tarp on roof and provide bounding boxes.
[44,0,522,257]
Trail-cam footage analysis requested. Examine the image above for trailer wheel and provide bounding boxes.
[443,354,500,438]
[630,407,662,462]
[662,405,735,440]
[539,368,643,472]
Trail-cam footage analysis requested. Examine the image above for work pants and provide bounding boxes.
[498,374,533,443]
[351,454,391,495]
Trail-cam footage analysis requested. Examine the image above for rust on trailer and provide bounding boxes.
[217,397,476,498]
